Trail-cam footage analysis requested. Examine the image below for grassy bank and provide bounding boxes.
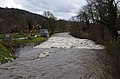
[17,36,46,44]
[0,42,16,64]
[0,35,46,64]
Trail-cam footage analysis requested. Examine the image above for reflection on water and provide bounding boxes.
[15,43,34,57]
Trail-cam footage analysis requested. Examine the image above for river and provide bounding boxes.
[0,32,105,79]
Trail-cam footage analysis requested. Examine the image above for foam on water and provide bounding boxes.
[34,33,104,49]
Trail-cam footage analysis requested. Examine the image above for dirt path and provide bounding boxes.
[0,33,104,79]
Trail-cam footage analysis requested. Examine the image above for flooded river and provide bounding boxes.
[0,33,104,79]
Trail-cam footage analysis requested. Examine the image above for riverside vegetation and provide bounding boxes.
[0,33,46,64]
[69,0,120,78]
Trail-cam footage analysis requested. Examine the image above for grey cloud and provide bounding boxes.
[0,0,86,19]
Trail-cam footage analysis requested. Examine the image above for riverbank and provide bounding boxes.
[0,36,46,64]
[70,30,120,79]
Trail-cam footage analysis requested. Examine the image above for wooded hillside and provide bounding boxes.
[0,7,46,33]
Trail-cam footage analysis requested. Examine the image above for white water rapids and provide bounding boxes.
[35,33,104,49]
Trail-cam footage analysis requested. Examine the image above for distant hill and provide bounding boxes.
[0,7,47,33]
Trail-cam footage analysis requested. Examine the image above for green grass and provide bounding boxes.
[31,37,46,43]
[0,33,28,39]
[0,37,16,63]
[10,34,27,38]
[0,44,16,63]
[17,36,46,43]
[15,34,27,38]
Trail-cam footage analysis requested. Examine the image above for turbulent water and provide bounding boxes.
[35,33,104,49]
[0,33,104,79]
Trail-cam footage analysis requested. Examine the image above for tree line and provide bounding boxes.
[0,7,69,34]
[70,0,120,40]
[0,7,46,33]
[69,0,120,78]
[42,11,70,35]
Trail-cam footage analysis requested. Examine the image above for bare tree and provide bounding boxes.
[77,8,90,29]
[43,11,57,35]
[86,0,120,38]
[43,11,56,19]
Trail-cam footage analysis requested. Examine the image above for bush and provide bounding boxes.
[105,39,120,78]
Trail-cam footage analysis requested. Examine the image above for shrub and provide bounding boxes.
[105,39,120,78]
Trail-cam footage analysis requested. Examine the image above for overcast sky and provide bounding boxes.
[0,0,86,20]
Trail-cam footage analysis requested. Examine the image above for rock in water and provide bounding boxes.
[38,51,50,58]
